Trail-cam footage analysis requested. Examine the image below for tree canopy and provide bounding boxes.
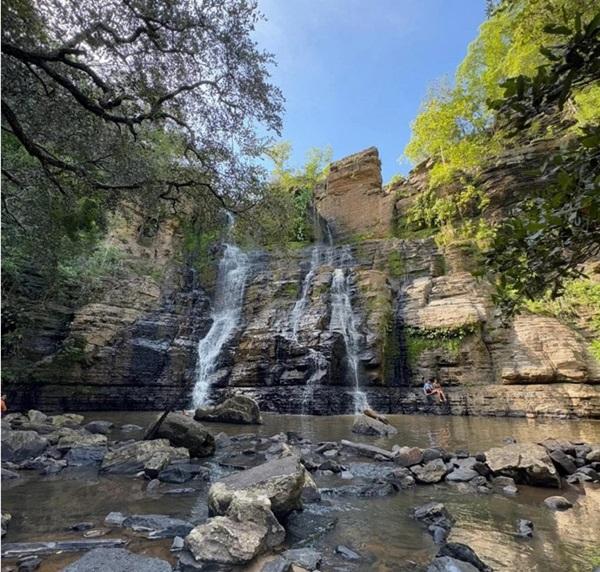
[1,0,284,306]
[402,0,600,313]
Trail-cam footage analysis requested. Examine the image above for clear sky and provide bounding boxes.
[255,0,487,182]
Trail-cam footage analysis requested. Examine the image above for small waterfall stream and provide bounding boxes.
[289,245,321,340]
[191,220,250,408]
[329,248,369,413]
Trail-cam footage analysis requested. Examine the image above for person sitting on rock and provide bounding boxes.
[432,380,448,403]
[423,379,446,403]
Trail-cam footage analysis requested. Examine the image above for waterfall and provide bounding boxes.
[329,250,369,414]
[289,246,321,340]
[191,221,250,408]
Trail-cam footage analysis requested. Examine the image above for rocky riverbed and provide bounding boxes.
[2,403,600,571]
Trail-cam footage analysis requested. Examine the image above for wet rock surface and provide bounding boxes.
[208,455,306,518]
[194,395,263,425]
[155,413,215,458]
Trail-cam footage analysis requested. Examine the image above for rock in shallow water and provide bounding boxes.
[351,414,397,436]
[101,439,189,474]
[208,455,306,518]
[62,547,172,572]
[185,493,284,565]
[516,519,534,538]
[410,459,448,483]
[437,543,492,572]
[543,496,573,511]
[1,430,48,463]
[155,413,215,458]
[195,395,262,425]
[485,442,560,487]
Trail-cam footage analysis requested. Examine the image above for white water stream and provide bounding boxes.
[191,220,250,408]
[329,248,369,413]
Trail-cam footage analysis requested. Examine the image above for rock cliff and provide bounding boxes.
[6,149,600,418]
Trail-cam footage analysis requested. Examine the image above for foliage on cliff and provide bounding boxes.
[403,0,600,312]
[233,143,332,248]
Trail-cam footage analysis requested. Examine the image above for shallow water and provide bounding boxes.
[2,413,600,571]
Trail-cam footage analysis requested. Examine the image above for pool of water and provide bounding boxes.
[2,413,600,571]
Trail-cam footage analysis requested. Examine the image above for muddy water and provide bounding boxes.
[2,413,600,571]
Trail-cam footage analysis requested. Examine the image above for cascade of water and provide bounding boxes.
[289,246,321,340]
[329,249,369,414]
[191,219,250,408]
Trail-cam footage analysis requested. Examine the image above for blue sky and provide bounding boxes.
[255,0,487,182]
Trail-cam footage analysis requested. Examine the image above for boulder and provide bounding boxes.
[422,448,444,463]
[386,467,416,489]
[516,519,534,538]
[437,543,492,572]
[57,432,107,453]
[586,447,600,463]
[155,414,215,458]
[446,466,480,482]
[393,446,423,467]
[185,494,283,565]
[485,443,560,487]
[62,547,172,572]
[84,421,114,435]
[208,456,306,518]
[351,414,397,436]
[412,502,455,532]
[549,449,577,475]
[543,496,573,511]
[194,395,262,425]
[101,440,189,474]
[410,459,448,483]
[1,430,48,463]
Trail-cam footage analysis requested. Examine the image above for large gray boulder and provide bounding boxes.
[155,413,215,458]
[194,395,262,425]
[185,493,284,565]
[62,547,172,572]
[351,414,397,437]
[485,442,560,487]
[208,455,306,518]
[1,430,48,463]
[101,439,189,474]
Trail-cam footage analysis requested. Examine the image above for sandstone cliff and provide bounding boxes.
[6,148,600,419]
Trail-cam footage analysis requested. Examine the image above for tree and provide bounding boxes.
[486,12,600,313]
[403,0,598,187]
[2,0,283,205]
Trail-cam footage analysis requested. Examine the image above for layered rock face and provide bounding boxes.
[315,147,395,239]
[6,149,600,418]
